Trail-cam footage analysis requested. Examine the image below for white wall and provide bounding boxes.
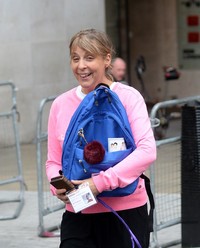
[0,0,105,143]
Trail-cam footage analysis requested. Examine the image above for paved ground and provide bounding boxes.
[0,191,61,248]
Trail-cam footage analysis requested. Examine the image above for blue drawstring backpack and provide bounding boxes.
[62,83,139,197]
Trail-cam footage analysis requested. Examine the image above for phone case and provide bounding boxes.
[50,175,75,192]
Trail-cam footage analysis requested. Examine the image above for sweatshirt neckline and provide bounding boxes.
[76,82,117,100]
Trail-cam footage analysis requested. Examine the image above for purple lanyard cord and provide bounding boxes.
[97,197,142,248]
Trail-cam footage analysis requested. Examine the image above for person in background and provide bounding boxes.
[46,28,156,248]
[111,57,128,84]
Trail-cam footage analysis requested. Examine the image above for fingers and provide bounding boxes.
[55,188,69,204]
[72,179,100,196]
[55,179,100,205]
[71,179,84,186]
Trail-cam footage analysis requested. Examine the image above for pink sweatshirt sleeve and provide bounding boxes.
[45,89,80,195]
[46,100,63,195]
[92,85,157,193]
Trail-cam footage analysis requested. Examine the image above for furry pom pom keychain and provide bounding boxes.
[84,140,105,164]
[78,128,105,164]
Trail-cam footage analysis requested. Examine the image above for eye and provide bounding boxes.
[71,56,79,63]
[86,55,94,61]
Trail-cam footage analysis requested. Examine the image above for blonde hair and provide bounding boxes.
[69,29,115,81]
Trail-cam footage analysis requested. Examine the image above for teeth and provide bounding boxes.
[80,73,90,78]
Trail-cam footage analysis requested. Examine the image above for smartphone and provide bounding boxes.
[50,175,75,192]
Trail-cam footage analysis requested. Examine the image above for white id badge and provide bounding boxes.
[67,182,97,213]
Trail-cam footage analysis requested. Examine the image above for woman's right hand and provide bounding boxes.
[55,188,69,204]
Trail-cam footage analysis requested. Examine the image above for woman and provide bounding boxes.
[46,28,156,248]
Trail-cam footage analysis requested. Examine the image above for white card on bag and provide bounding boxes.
[108,137,126,152]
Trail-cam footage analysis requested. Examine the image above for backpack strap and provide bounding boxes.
[140,173,155,232]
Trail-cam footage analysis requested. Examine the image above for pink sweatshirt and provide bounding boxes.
[46,82,156,213]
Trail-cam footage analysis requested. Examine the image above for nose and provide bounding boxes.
[77,58,87,69]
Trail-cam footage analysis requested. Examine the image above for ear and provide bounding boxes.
[105,53,111,68]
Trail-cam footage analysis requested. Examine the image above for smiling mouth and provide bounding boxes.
[79,73,92,79]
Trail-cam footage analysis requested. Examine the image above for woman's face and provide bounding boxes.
[70,46,111,94]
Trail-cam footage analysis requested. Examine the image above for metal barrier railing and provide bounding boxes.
[0,81,25,220]
[36,96,65,237]
[149,95,200,247]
